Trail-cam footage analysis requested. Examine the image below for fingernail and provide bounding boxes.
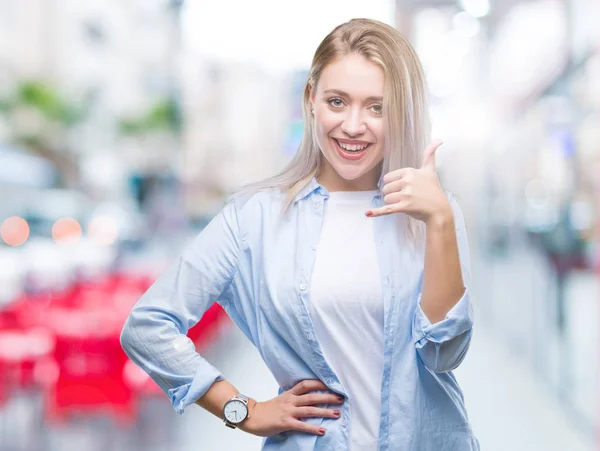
[337,396,344,402]
[334,410,340,416]
[365,211,373,217]
[319,428,326,435]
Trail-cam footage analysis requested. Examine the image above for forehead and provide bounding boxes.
[317,53,384,98]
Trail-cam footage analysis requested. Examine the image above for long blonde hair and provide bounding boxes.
[231,18,430,244]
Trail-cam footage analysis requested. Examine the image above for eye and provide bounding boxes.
[327,97,345,108]
[370,104,383,115]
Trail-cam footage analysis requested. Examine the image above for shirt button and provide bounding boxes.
[313,202,319,210]
[327,377,334,384]
[300,283,307,291]
[306,333,313,340]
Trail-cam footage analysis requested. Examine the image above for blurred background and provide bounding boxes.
[0,0,598,450]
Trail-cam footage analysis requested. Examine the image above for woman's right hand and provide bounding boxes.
[238,380,344,437]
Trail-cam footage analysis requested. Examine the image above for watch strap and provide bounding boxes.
[236,393,249,403]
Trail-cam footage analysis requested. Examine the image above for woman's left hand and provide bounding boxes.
[366,140,452,224]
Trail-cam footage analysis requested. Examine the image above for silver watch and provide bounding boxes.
[223,393,250,429]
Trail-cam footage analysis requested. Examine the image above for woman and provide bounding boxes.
[121,18,479,451]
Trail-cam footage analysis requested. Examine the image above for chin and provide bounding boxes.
[330,163,374,182]
[335,167,369,180]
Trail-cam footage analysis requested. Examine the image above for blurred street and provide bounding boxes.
[1,0,599,449]
[3,235,595,451]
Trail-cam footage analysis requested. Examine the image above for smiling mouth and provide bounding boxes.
[333,139,372,153]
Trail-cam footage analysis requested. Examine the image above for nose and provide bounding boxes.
[340,108,367,137]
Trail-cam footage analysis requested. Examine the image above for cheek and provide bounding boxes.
[371,121,385,141]
[371,123,385,153]
[313,121,330,154]
[315,112,339,136]
[315,119,327,138]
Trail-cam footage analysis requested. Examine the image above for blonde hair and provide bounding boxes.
[231,18,430,245]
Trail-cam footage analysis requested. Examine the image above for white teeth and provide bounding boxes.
[337,140,369,151]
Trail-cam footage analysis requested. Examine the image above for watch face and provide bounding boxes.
[224,399,248,424]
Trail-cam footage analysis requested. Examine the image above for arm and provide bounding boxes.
[120,199,242,414]
[412,193,474,373]
[121,198,343,437]
[364,140,474,373]
[420,193,465,323]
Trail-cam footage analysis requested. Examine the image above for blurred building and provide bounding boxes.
[0,0,183,194]
[180,58,291,216]
[396,0,600,439]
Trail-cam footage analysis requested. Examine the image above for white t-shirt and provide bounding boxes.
[309,190,384,451]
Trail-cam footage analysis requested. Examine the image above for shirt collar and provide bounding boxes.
[292,175,383,204]
[292,176,326,204]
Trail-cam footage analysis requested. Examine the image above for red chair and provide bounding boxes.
[0,327,55,391]
[1,268,230,426]
[43,308,135,426]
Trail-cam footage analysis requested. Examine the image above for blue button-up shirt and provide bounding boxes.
[120,177,480,451]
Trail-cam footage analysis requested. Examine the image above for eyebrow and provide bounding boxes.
[323,89,383,103]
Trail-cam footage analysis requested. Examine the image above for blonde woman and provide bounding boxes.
[121,18,479,451]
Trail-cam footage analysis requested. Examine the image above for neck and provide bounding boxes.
[318,162,381,192]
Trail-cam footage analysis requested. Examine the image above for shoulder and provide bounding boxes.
[227,187,286,215]
[223,188,287,236]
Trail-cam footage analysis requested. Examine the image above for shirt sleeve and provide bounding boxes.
[412,193,474,373]
[120,199,241,414]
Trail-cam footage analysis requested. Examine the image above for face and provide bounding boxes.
[310,53,385,192]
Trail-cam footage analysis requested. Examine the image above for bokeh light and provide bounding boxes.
[87,215,119,247]
[459,0,490,18]
[1,216,30,246]
[52,218,82,244]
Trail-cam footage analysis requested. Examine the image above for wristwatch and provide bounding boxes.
[223,393,250,429]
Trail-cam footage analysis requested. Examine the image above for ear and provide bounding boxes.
[308,82,315,110]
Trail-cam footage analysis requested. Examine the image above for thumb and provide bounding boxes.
[421,140,444,170]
